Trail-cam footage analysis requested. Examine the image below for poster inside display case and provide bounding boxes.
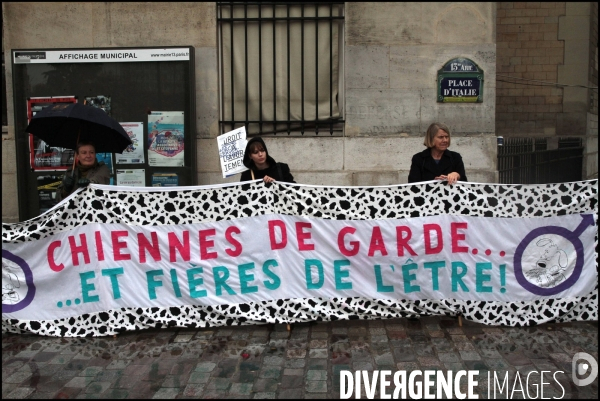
[27,96,77,171]
[36,175,62,214]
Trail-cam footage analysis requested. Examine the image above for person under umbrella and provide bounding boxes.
[56,141,110,201]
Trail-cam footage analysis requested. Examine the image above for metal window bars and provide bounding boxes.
[218,2,345,136]
[498,137,584,184]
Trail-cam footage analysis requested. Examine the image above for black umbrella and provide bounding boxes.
[25,102,132,154]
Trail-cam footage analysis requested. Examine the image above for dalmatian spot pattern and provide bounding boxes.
[2,180,597,337]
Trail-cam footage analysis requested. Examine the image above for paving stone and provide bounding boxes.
[187,371,211,384]
[454,342,477,351]
[173,334,194,343]
[253,378,279,392]
[6,387,36,399]
[284,359,306,369]
[161,375,188,388]
[48,354,76,365]
[308,349,328,358]
[28,391,59,399]
[280,374,304,388]
[215,365,237,378]
[182,383,205,397]
[206,377,232,391]
[375,353,395,366]
[369,328,386,336]
[409,334,430,343]
[79,366,104,377]
[548,353,572,363]
[306,380,328,393]
[416,356,443,367]
[3,318,598,400]
[152,387,181,399]
[306,370,327,380]
[393,348,416,362]
[229,382,253,395]
[415,344,436,357]
[503,353,533,366]
[263,355,284,365]
[284,368,304,376]
[258,367,281,379]
[3,370,33,385]
[444,362,466,371]
[353,361,374,371]
[234,370,258,384]
[253,392,276,399]
[65,376,95,388]
[193,362,216,372]
[278,388,305,398]
[309,340,328,348]
[105,359,131,370]
[84,381,111,394]
[459,350,482,361]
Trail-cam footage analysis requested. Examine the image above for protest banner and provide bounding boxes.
[2,180,597,337]
[218,127,248,178]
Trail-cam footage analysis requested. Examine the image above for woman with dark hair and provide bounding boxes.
[56,141,110,201]
[240,137,295,183]
[408,122,467,185]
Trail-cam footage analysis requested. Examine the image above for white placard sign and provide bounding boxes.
[218,127,248,178]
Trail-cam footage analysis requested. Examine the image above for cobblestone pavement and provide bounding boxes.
[2,316,598,399]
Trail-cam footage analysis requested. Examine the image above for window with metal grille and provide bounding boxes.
[218,2,344,136]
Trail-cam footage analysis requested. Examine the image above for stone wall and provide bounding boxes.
[343,2,497,185]
[2,2,498,222]
[585,1,598,178]
[496,2,566,137]
[496,2,598,180]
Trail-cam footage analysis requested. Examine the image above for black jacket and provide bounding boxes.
[240,137,296,183]
[408,148,467,183]
[240,161,295,182]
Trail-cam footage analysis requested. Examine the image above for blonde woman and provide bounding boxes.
[408,122,467,185]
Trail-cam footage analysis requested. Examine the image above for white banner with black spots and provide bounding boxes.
[2,180,598,336]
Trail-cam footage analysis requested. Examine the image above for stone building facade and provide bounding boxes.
[1,2,597,223]
[496,2,598,178]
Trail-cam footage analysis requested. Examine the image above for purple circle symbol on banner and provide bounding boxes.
[2,249,36,313]
[514,226,584,296]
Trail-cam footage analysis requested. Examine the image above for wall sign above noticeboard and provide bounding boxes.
[437,58,484,103]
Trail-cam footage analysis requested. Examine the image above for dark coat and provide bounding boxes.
[408,148,468,183]
[240,137,295,183]
[56,162,111,202]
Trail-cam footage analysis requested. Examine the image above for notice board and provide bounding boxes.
[11,47,196,220]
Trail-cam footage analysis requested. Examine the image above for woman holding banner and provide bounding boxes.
[56,141,110,201]
[240,137,296,184]
[408,122,467,185]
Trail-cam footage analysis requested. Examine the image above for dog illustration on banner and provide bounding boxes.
[2,263,21,305]
[524,238,569,288]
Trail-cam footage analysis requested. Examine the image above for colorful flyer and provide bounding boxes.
[27,96,77,171]
[84,95,111,115]
[116,169,145,187]
[217,126,248,178]
[116,122,145,164]
[151,173,179,187]
[147,112,184,167]
[95,152,113,174]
